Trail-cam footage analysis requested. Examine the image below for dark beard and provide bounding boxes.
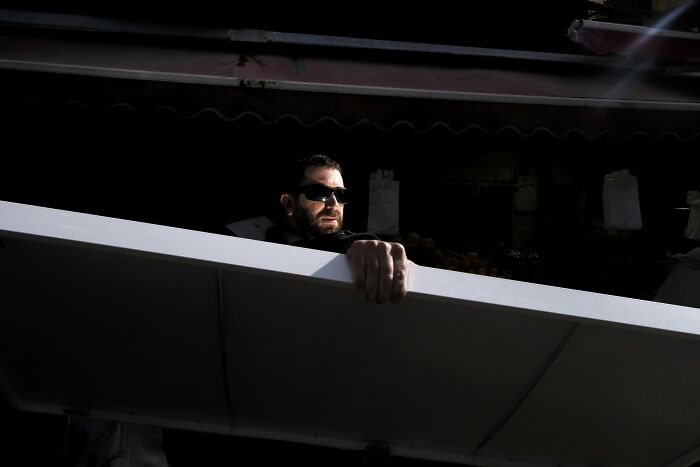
[294,207,343,237]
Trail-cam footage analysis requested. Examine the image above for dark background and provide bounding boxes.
[1,2,700,466]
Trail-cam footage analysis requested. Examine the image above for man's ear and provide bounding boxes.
[280,193,294,216]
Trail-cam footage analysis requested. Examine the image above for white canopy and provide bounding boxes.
[1,200,700,466]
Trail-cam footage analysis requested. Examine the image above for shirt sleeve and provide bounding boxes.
[294,231,380,254]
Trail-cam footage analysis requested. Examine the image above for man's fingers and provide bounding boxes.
[376,242,394,304]
[364,252,380,303]
[346,240,410,304]
[390,244,409,304]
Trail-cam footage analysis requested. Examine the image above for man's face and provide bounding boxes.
[289,166,345,236]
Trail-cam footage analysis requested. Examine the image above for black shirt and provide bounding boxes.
[264,225,379,254]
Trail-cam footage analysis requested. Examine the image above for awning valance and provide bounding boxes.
[1,30,699,141]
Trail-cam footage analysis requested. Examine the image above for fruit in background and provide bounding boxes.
[421,237,436,250]
[397,233,503,278]
[443,257,458,270]
[405,232,421,244]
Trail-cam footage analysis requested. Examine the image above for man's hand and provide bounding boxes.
[345,240,410,304]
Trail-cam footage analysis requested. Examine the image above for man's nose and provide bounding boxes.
[325,192,340,207]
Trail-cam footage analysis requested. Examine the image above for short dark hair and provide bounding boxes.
[283,154,342,193]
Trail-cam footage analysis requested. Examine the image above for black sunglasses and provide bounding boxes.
[296,184,350,204]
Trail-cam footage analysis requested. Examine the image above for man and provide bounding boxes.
[266,154,410,304]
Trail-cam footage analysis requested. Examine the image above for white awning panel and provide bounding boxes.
[1,200,700,466]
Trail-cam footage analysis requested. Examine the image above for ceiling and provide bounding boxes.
[0,1,596,52]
